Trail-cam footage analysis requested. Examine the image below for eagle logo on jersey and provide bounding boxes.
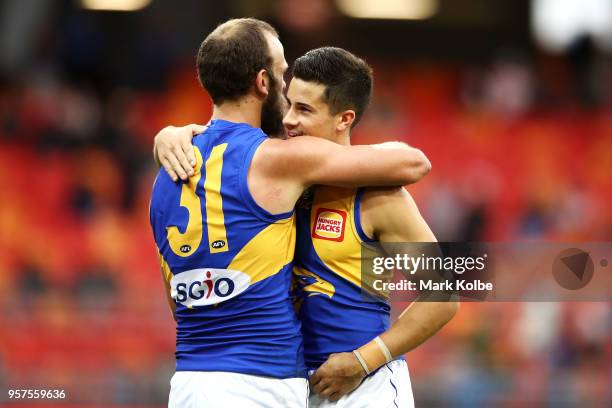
[312,208,347,242]
[292,267,335,312]
[293,267,335,298]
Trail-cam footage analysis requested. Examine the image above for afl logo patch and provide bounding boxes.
[180,245,192,253]
[211,240,226,249]
[312,208,347,242]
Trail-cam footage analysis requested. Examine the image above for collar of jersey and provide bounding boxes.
[209,119,259,131]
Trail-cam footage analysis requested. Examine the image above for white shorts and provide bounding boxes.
[169,371,309,408]
[309,360,414,408]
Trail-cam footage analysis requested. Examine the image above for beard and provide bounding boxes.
[260,73,287,139]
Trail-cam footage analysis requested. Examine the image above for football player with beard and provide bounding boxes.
[150,19,431,408]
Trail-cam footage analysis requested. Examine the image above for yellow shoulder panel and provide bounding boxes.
[310,187,364,288]
[228,215,296,284]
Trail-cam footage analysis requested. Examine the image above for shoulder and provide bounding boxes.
[360,186,433,241]
[362,186,415,208]
[361,187,417,226]
[359,187,409,240]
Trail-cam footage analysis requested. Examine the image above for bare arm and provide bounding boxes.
[368,188,458,363]
[152,125,431,214]
[153,125,430,186]
[248,136,430,214]
[260,136,431,189]
[311,188,458,401]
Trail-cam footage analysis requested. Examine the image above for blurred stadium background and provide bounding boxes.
[0,0,610,406]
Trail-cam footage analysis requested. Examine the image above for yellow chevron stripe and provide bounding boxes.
[229,215,296,283]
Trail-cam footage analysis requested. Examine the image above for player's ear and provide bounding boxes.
[336,110,356,132]
[255,69,269,97]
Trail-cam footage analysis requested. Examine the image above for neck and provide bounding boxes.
[337,130,351,146]
[211,95,262,128]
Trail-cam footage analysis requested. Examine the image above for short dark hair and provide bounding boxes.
[292,47,373,128]
[196,18,278,104]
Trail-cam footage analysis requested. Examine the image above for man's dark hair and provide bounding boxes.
[292,47,373,128]
[197,18,278,104]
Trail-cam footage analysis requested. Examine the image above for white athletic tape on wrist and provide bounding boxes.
[374,336,393,363]
[353,350,370,375]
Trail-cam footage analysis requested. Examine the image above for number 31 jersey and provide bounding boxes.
[150,119,305,379]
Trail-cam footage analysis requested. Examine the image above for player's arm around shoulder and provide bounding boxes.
[257,136,431,191]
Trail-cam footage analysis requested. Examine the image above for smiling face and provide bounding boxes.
[283,78,343,143]
[282,47,373,144]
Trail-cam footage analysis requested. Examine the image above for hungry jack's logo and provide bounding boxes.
[312,208,347,242]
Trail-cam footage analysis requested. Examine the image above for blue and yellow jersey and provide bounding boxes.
[293,186,390,370]
[150,119,305,379]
